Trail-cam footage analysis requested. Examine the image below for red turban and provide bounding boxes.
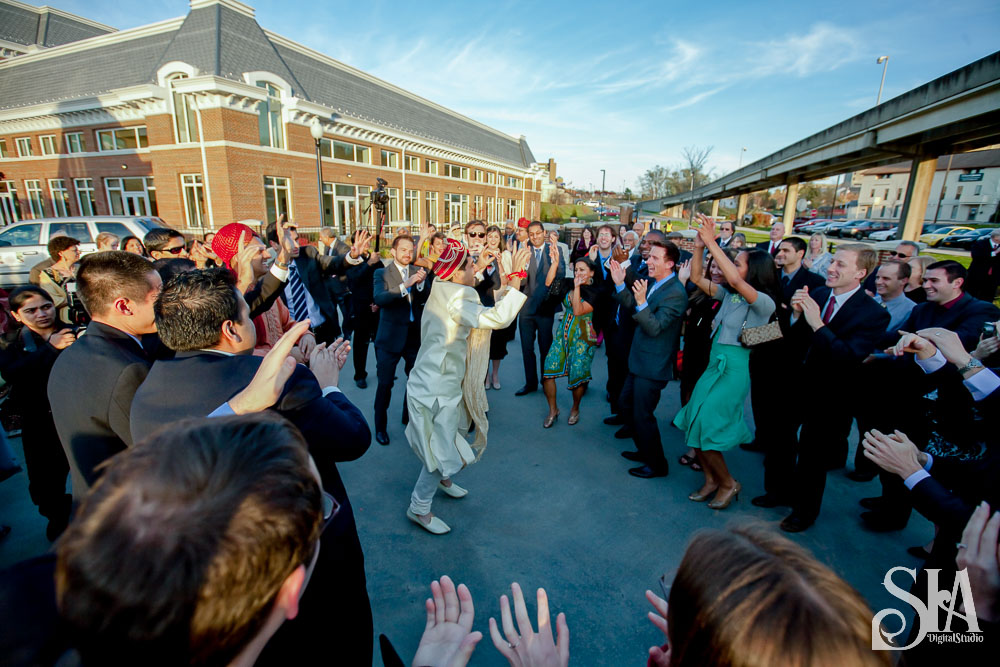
[517,217,531,228]
[211,223,257,267]
[432,239,468,281]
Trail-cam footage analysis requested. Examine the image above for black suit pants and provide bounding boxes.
[790,410,855,522]
[351,308,379,380]
[374,344,416,431]
[605,320,631,415]
[338,292,355,340]
[748,343,782,446]
[21,415,71,531]
[518,314,554,388]
[620,373,668,470]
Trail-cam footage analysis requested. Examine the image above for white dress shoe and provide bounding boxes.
[438,481,468,498]
[407,509,451,534]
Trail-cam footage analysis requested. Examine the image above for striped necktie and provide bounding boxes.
[288,263,310,323]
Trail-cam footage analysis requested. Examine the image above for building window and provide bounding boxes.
[974,185,982,196]
[106,177,157,216]
[380,150,398,168]
[48,179,70,216]
[74,178,97,215]
[256,82,284,149]
[507,176,522,189]
[96,127,148,151]
[895,188,902,200]
[939,186,947,200]
[893,205,901,218]
[869,188,874,198]
[444,193,469,224]
[264,176,291,222]
[475,170,484,183]
[16,137,32,157]
[445,164,469,179]
[951,205,959,218]
[405,189,420,223]
[425,159,438,175]
[320,138,369,163]
[405,155,419,171]
[24,180,45,218]
[386,188,400,221]
[488,172,496,185]
[968,207,979,221]
[506,198,521,220]
[169,74,200,143]
[65,132,86,154]
[487,196,495,223]
[181,174,206,227]
[425,191,438,224]
[40,135,57,155]
[0,139,8,158]
[473,195,483,219]
[0,181,21,225]
[955,186,963,199]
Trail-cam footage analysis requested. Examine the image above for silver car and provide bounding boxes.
[0,216,168,287]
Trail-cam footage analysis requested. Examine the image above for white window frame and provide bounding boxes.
[425,159,439,175]
[425,191,438,224]
[0,139,8,159]
[16,137,32,157]
[48,179,70,217]
[181,174,207,228]
[264,176,292,221]
[105,177,156,216]
[380,149,398,168]
[24,179,44,217]
[168,74,200,143]
[96,127,148,152]
[255,81,285,149]
[405,155,419,171]
[39,135,57,155]
[474,195,483,220]
[445,164,469,180]
[475,170,484,183]
[404,189,420,224]
[65,132,86,154]
[74,178,97,216]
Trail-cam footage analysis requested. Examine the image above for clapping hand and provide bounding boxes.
[886,330,937,360]
[587,245,598,261]
[297,332,317,358]
[411,575,483,667]
[351,230,372,259]
[608,259,625,286]
[612,245,627,263]
[488,583,569,667]
[232,234,257,292]
[956,502,1000,623]
[227,320,310,414]
[309,337,351,389]
[276,215,298,263]
[861,429,924,478]
[790,286,822,328]
[632,278,648,305]
[677,259,691,284]
[645,590,671,667]
[548,242,560,266]
[405,268,428,288]
[512,247,531,274]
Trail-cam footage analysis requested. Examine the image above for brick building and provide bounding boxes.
[0,0,545,234]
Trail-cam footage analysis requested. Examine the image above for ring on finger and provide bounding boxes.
[508,641,519,649]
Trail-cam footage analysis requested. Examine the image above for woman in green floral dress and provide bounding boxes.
[541,252,601,428]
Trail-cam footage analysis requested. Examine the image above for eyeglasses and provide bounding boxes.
[320,490,340,534]
[163,245,186,255]
[888,251,912,258]
[468,232,486,238]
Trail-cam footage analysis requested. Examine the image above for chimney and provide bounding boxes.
[547,158,556,182]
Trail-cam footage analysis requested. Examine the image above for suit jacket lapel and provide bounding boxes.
[829,289,865,327]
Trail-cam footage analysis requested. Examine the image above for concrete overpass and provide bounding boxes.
[638,50,1000,241]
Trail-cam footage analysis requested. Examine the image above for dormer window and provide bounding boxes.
[256,82,284,149]
[168,74,200,143]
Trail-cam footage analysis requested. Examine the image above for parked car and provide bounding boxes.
[869,228,899,242]
[938,227,996,250]
[919,225,974,247]
[823,220,856,237]
[797,219,835,234]
[839,220,898,239]
[0,216,168,287]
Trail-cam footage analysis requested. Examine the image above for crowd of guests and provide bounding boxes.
[0,211,997,665]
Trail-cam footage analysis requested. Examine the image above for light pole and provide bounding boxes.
[600,169,606,220]
[309,118,325,227]
[876,56,889,106]
[738,146,747,169]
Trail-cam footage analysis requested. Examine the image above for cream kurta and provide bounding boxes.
[405,279,527,478]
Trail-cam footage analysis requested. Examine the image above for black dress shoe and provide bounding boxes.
[628,464,668,478]
[514,385,536,396]
[859,496,885,510]
[739,440,766,453]
[780,513,812,533]
[846,470,877,482]
[861,511,908,532]
[621,450,645,462]
[614,426,634,439]
[376,431,390,445]
[355,378,367,389]
[751,493,792,508]
[603,414,625,425]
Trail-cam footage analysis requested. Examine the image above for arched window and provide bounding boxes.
[168,73,199,143]
[256,82,284,149]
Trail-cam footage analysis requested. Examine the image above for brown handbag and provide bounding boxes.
[738,317,783,347]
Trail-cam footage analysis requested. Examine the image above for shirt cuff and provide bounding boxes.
[208,403,236,418]
[270,265,289,281]
[965,368,1000,401]
[344,253,363,265]
[400,284,409,296]
[615,283,625,293]
[915,349,947,374]
[636,302,648,312]
[620,259,632,270]
[321,386,342,396]
[903,469,931,490]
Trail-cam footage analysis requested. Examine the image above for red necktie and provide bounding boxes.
[822,296,837,324]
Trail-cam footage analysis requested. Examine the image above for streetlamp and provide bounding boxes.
[600,169,606,220]
[876,56,889,106]
[309,118,325,227]
[738,146,747,169]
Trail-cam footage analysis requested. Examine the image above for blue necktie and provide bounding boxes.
[287,263,310,323]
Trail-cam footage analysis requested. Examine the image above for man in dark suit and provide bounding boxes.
[46,252,164,502]
[774,245,889,532]
[515,220,565,396]
[503,219,520,250]
[372,234,430,444]
[966,228,1000,303]
[129,268,373,666]
[756,221,784,257]
[318,226,356,339]
[608,240,688,478]
[265,221,368,344]
[716,220,736,249]
[346,230,382,389]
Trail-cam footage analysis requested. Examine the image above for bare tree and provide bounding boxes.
[681,145,714,221]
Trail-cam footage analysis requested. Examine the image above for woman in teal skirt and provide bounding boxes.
[673,215,780,509]
[541,254,600,428]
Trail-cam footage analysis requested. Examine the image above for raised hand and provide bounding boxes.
[351,230,372,258]
[632,278,648,305]
[512,247,531,273]
[412,575,483,667]
[232,234,256,291]
[309,341,342,389]
[973,328,1000,360]
[645,590,671,667]
[548,242,560,266]
[608,259,625,286]
[612,245,627,263]
[277,217,298,263]
[956,502,1000,623]
[695,214,716,246]
[228,320,310,414]
[488,582,569,667]
[587,245,598,261]
[677,259,691,284]
[406,268,428,288]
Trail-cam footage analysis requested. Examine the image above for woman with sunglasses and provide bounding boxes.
[0,286,76,540]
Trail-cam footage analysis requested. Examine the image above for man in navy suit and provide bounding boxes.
[515,220,565,395]
[767,244,889,532]
[129,268,373,666]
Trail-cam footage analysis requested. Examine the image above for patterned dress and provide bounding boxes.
[542,280,599,389]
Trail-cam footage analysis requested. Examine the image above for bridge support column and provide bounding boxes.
[710,200,719,218]
[783,182,799,235]
[898,156,937,241]
[736,193,749,224]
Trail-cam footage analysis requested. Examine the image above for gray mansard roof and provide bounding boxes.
[0,0,114,48]
[0,2,536,168]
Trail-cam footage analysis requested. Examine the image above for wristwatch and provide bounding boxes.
[956,357,984,376]
[274,260,289,270]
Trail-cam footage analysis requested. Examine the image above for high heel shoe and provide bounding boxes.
[543,412,559,428]
[688,486,718,502]
[567,411,579,425]
[707,482,741,510]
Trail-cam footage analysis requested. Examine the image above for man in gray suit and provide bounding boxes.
[608,240,687,478]
[515,221,565,395]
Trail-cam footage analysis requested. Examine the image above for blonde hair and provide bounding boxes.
[837,243,878,277]
[809,233,827,252]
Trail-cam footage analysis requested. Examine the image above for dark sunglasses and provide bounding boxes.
[321,490,340,533]
[887,251,912,258]
[468,232,486,238]
[163,245,186,255]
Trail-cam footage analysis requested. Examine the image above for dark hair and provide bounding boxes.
[719,220,734,231]
[527,221,544,233]
[667,525,888,667]
[264,221,296,245]
[152,257,198,283]
[48,236,81,262]
[465,220,486,234]
[486,225,505,252]
[392,234,415,250]
[647,239,680,267]
[926,259,967,284]
[597,224,616,238]
[143,228,185,253]
[739,249,781,302]
[574,257,598,275]
[77,251,158,317]
[780,237,807,255]
[120,235,148,256]
[879,260,912,281]
[9,285,53,312]
[56,413,322,667]
[154,268,241,351]
[643,229,667,243]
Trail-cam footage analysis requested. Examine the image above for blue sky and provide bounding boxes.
[59,0,1000,191]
